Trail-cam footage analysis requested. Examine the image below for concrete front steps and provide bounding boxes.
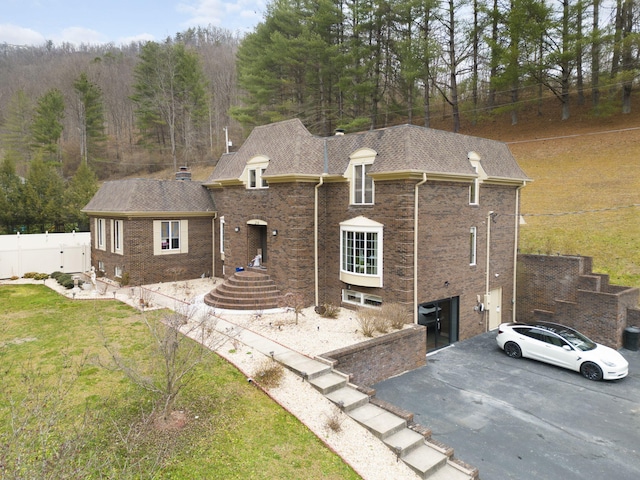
[304,363,478,480]
[203,269,281,310]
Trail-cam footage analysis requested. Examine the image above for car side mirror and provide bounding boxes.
[562,345,572,351]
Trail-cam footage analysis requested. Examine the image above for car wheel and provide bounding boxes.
[580,362,603,381]
[504,341,522,359]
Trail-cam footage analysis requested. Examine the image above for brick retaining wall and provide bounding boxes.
[320,324,426,387]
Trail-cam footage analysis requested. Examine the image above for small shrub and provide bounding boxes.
[253,358,284,389]
[321,303,341,319]
[23,272,38,279]
[324,409,344,434]
[381,303,412,330]
[120,272,130,286]
[374,315,391,334]
[50,271,63,280]
[55,273,75,289]
[34,273,49,281]
[10,275,19,280]
[356,308,377,337]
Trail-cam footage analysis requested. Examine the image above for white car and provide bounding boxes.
[496,322,629,381]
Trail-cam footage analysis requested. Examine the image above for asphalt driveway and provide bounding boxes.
[372,331,640,480]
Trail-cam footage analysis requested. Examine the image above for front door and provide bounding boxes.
[418,297,459,352]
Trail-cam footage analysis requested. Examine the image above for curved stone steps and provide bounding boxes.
[204,269,281,310]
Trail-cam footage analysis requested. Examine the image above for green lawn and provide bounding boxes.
[0,284,361,479]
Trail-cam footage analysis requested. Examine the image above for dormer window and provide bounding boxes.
[347,148,376,205]
[468,151,485,206]
[245,155,269,189]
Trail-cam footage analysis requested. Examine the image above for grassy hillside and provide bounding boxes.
[465,100,640,289]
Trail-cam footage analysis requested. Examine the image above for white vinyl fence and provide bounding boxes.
[0,232,91,279]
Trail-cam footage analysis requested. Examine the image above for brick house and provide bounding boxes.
[82,176,216,285]
[84,119,529,350]
[205,119,530,349]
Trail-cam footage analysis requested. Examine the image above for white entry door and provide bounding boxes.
[488,287,502,330]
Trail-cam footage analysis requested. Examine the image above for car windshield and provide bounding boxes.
[556,328,596,351]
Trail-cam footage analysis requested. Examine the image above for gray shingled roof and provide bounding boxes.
[206,119,529,184]
[82,178,216,215]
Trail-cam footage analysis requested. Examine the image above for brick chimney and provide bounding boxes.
[176,166,191,181]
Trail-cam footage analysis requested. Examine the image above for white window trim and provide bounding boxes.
[153,220,189,255]
[96,218,106,251]
[470,226,477,266]
[346,148,376,205]
[339,216,383,288]
[468,152,487,206]
[111,219,124,255]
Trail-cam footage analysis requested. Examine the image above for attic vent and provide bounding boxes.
[176,166,191,181]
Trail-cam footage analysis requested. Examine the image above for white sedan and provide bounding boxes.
[496,322,628,381]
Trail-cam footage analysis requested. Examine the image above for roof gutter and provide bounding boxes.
[414,173,428,324]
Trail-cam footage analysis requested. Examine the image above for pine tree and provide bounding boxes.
[31,89,65,161]
[73,72,107,166]
[64,162,98,231]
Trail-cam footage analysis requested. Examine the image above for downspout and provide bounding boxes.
[315,140,329,307]
[414,173,428,324]
[512,184,525,322]
[485,210,494,332]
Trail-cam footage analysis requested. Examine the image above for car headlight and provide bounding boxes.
[600,360,616,367]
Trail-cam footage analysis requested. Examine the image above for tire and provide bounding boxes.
[580,362,603,381]
[504,341,522,359]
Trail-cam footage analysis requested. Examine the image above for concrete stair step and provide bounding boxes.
[348,403,407,440]
[427,462,475,480]
[308,371,348,395]
[273,351,331,380]
[402,444,449,479]
[383,428,425,457]
[325,386,370,412]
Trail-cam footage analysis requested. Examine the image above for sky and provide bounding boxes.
[1,0,267,47]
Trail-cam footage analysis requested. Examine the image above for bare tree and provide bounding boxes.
[102,306,222,422]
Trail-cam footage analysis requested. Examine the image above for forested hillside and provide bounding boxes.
[0,0,638,235]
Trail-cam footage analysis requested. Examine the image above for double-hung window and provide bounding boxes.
[347,148,376,205]
[111,219,123,254]
[353,164,373,204]
[154,220,188,255]
[96,218,106,250]
[161,220,180,250]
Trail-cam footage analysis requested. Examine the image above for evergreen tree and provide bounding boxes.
[31,89,65,161]
[0,90,33,173]
[73,72,107,166]
[0,154,25,234]
[23,154,65,232]
[131,41,209,171]
[64,162,98,232]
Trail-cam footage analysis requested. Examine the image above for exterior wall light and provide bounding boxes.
[234,227,240,233]
[272,229,278,236]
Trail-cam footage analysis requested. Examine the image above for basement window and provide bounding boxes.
[342,289,382,307]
